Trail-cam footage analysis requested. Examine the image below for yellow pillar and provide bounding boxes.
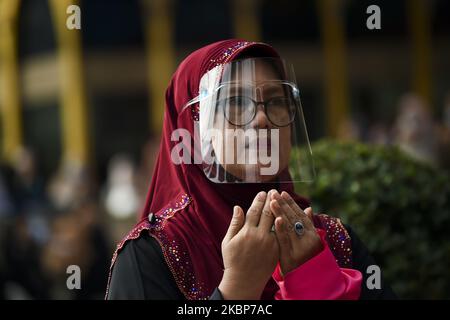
[0,0,22,162]
[317,0,349,137]
[49,0,90,165]
[232,0,261,41]
[407,0,433,108]
[142,0,175,135]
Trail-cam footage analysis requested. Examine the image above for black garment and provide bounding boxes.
[73,225,112,300]
[107,225,397,300]
[107,232,184,300]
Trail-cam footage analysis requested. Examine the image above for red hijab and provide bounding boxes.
[140,39,310,300]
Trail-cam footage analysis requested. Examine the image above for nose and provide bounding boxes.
[250,104,271,129]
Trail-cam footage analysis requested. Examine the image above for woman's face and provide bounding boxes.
[211,60,292,182]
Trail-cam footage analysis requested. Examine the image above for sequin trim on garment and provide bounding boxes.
[191,41,254,121]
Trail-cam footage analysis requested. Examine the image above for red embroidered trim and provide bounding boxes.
[149,195,208,300]
[315,214,353,268]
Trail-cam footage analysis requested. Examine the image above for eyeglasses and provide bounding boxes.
[217,95,297,127]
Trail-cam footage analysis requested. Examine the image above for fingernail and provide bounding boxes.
[258,191,267,200]
[233,206,240,216]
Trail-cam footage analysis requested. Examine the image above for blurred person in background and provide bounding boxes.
[367,122,390,145]
[135,137,160,208]
[337,114,365,142]
[10,148,50,246]
[47,161,93,213]
[437,93,450,170]
[102,154,139,242]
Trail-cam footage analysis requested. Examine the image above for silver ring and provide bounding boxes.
[294,221,305,236]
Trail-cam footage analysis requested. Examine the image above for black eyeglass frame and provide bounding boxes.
[219,95,298,127]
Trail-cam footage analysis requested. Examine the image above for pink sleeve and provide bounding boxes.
[272,229,362,300]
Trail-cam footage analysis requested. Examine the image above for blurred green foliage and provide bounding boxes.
[295,140,450,299]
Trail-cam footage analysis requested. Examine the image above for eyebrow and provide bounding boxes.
[262,85,284,97]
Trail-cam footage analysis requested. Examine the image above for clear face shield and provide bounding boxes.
[182,57,315,184]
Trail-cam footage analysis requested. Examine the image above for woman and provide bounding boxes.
[106,39,396,300]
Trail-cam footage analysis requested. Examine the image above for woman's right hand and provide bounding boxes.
[219,191,278,300]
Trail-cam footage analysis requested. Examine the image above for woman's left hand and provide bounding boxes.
[270,191,323,276]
